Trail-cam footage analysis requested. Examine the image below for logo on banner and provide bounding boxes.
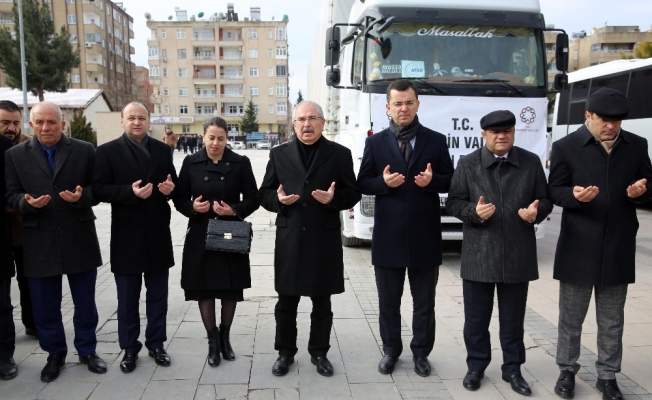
[520,107,536,124]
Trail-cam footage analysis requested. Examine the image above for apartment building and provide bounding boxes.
[0,0,137,111]
[135,66,153,112]
[145,5,290,140]
[568,25,650,71]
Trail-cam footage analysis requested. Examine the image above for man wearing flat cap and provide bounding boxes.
[447,110,552,395]
[548,88,652,400]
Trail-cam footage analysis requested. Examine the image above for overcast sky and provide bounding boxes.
[120,0,652,103]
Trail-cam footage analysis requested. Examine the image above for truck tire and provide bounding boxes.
[341,214,364,247]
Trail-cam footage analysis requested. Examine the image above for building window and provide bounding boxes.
[161,30,166,39]
[268,48,273,58]
[178,68,187,77]
[71,73,80,83]
[179,87,188,96]
[177,48,186,58]
[276,83,287,97]
[150,65,160,76]
[162,68,167,77]
[277,102,287,115]
[250,86,258,96]
[249,67,258,77]
[227,124,239,134]
[100,1,103,11]
[268,87,273,96]
[161,49,167,59]
[276,65,287,77]
[276,46,287,58]
[69,34,78,43]
[179,105,188,114]
[67,14,76,24]
[591,43,600,52]
[249,49,258,59]
[163,87,169,96]
[268,67,273,77]
[248,29,257,39]
[269,105,274,114]
[66,0,75,3]
[44,0,51,3]
[182,125,190,133]
[574,50,578,60]
[276,27,287,40]
[267,29,273,39]
[177,29,186,39]
[164,106,169,115]
[148,47,158,57]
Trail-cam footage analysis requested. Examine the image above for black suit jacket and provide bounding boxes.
[0,135,15,279]
[93,134,178,273]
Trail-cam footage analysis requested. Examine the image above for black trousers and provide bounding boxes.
[0,278,15,359]
[375,266,438,357]
[13,246,35,330]
[274,294,332,358]
[463,280,529,375]
[115,270,169,354]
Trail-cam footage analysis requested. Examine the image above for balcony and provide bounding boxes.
[194,93,217,99]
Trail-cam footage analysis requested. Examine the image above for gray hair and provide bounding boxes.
[30,101,63,122]
[292,100,324,121]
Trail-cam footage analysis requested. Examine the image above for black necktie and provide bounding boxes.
[497,156,506,163]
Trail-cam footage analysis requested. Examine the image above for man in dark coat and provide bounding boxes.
[93,101,178,373]
[5,102,106,382]
[1,100,37,339]
[357,79,454,377]
[0,133,17,380]
[548,88,652,400]
[258,100,361,377]
[447,110,553,395]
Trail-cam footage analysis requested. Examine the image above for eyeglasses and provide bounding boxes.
[293,115,324,123]
[391,100,417,108]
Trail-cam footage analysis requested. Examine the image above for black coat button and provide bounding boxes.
[204,176,209,181]
[301,226,306,231]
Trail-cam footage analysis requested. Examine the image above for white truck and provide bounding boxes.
[308,0,568,246]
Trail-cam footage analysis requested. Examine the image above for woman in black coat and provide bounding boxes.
[173,117,259,367]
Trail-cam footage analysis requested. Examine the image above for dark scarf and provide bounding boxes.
[389,114,421,162]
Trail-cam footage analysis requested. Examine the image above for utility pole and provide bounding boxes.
[18,0,29,133]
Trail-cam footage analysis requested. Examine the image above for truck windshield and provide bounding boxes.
[366,23,545,87]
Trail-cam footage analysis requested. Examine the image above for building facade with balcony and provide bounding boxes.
[568,25,650,71]
[0,0,137,111]
[145,5,290,140]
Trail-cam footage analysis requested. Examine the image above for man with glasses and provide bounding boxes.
[0,100,37,340]
[358,79,454,377]
[258,100,361,378]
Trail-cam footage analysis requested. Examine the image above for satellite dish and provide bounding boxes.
[167,15,173,20]
[144,12,151,20]
[198,12,204,18]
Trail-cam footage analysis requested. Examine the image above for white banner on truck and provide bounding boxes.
[371,95,548,169]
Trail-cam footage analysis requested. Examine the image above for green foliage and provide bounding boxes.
[0,0,80,101]
[240,100,259,134]
[634,40,652,59]
[296,90,304,105]
[68,111,96,147]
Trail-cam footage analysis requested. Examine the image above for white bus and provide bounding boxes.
[551,58,652,157]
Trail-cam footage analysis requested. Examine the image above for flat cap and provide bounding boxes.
[480,110,516,131]
[586,87,630,121]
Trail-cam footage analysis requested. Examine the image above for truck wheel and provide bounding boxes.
[341,214,364,247]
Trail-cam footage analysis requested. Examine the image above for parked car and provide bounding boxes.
[227,141,245,150]
[256,140,271,150]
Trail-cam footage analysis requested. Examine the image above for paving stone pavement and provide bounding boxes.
[5,149,652,399]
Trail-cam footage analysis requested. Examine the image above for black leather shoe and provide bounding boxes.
[311,356,333,377]
[502,373,532,395]
[596,378,623,400]
[463,371,484,391]
[554,370,575,399]
[79,353,107,374]
[25,327,38,338]
[413,356,431,377]
[378,355,398,375]
[0,358,18,380]
[40,353,65,382]
[148,348,171,367]
[272,355,294,376]
[120,352,138,373]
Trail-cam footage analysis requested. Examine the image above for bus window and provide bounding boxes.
[628,67,652,119]
[568,101,586,125]
[570,79,589,100]
[590,72,628,97]
[556,90,570,125]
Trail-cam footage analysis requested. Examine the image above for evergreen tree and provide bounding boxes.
[68,111,97,147]
[296,90,304,105]
[240,100,259,134]
[634,37,652,59]
[0,0,80,101]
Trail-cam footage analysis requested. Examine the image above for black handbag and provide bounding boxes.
[205,217,253,254]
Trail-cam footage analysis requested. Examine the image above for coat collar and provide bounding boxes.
[283,136,335,178]
[481,145,520,168]
[27,134,72,177]
[117,133,162,181]
[576,124,630,147]
[190,147,239,175]
[380,126,429,168]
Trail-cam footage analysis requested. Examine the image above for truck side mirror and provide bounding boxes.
[554,73,568,91]
[326,69,341,87]
[555,33,569,72]
[325,27,341,66]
